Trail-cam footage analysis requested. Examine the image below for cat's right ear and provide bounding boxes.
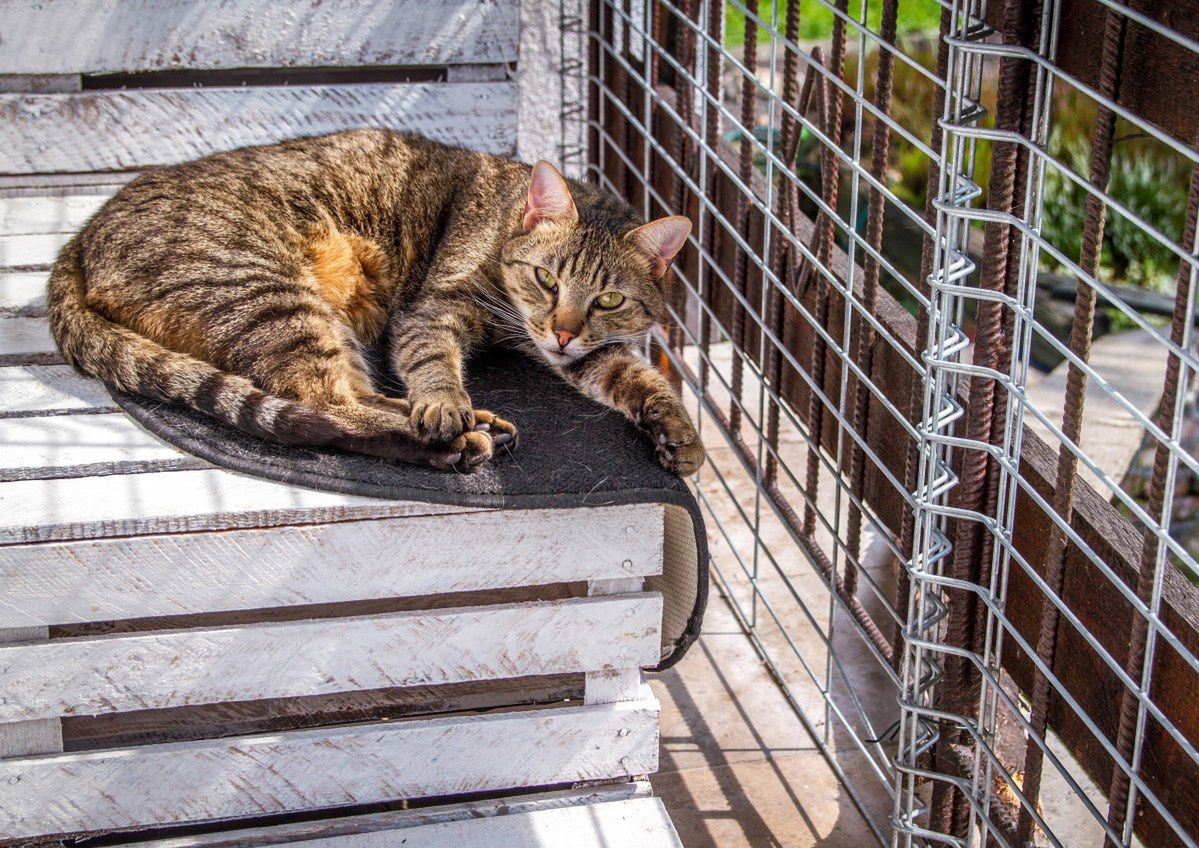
[523,161,578,232]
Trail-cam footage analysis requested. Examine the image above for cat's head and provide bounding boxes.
[499,161,690,366]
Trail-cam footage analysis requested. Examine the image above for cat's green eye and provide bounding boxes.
[595,291,626,309]
[534,267,557,291]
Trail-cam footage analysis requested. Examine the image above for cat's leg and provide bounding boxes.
[388,297,518,455]
[562,344,704,475]
[237,301,489,469]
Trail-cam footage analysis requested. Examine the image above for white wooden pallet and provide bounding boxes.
[0,188,678,846]
[0,5,685,839]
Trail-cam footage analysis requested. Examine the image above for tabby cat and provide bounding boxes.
[48,129,704,474]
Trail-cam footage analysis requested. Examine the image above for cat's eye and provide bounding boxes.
[534,267,558,291]
[595,291,625,309]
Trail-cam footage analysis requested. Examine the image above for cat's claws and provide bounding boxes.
[472,409,519,452]
[422,409,518,473]
[642,397,704,476]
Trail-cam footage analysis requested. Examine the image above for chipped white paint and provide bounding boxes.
[0,626,61,759]
[0,412,206,482]
[0,504,664,626]
[0,595,662,721]
[0,364,117,417]
[0,315,57,361]
[0,0,518,74]
[0,271,48,314]
[134,783,655,847]
[0,193,108,235]
[0,232,71,268]
[0,468,475,544]
[0,693,661,840]
[285,797,684,847]
[0,83,517,174]
[586,576,650,705]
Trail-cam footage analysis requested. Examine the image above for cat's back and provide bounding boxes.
[77,130,449,270]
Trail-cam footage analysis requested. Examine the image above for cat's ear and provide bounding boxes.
[626,215,692,277]
[523,161,578,231]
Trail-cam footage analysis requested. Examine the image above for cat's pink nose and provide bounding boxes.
[555,329,575,349]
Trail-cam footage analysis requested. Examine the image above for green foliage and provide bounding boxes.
[1039,126,1189,292]
[725,0,942,48]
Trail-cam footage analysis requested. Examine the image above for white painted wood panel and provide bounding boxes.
[0,504,664,626]
[0,364,117,417]
[0,412,205,482]
[0,0,518,74]
[0,271,47,314]
[290,798,683,848]
[133,783,655,847]
[0,315,58,362]
[0,626,61,759]
[0,595,662,721]
[0,232,71,268]
[0,693,661,840]
[0,83,517,174]
[0,193,108,235]
[0,468,475,545]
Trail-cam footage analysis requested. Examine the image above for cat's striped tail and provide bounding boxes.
[46,237,348,446]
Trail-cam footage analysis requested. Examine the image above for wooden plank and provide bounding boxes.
[65,675,586,751]
[0,504,664,626]
[0,626,61,759]
[0,315,58,364]
[288,797,683,848]
[0,364,117,417]
[0,232,71,268]
[0,412,205,482]
[0,0,518,74]
[0,692,661,840]
[586,577,648,705]
[0,272,47,315]
[1,595,662,722]
[0,83,517,174]
[0,171,137,195]
[0,467,477,545]
[0,193,107,235]
[132,783,654,847]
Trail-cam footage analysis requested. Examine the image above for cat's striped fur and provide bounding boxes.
[48,129,703,473]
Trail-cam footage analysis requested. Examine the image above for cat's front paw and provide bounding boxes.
[411,390,475,442]
[642,396,705,476]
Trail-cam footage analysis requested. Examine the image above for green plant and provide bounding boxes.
[725,0,942,49]
[1039,123,1189,293]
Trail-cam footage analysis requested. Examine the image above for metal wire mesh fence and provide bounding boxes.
[568,0,1199,845]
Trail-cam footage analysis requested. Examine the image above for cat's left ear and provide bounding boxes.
[626,215,692,277]
[523,161,578,231]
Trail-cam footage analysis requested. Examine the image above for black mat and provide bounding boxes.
[111,348,708,669]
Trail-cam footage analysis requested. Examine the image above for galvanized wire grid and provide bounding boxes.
[569,0,1198,846]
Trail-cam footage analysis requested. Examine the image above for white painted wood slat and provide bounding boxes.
[132,783,656,847]
[0,594,662,721]
[0,364,116,417]
[0,626,61,759]
[289,798,684,848]
[0,467,477,545]
[0,693,661,840]
[0,271,48,314]
[0,314,58,362]
[0,83,517,174]
[0,504,664,627]
[0,232,71,269]
[0,0,518,74]
[0,193,108,236]
[0,412,206,482]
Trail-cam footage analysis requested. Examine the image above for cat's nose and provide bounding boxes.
[555,329,575,350]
